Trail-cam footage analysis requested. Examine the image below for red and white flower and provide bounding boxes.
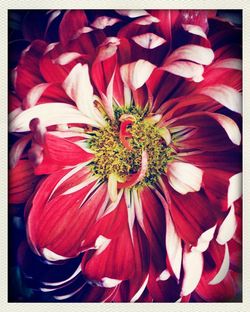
[9,10,242,302]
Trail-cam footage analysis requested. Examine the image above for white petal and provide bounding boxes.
[9,103,100,132]
[63,63,106,126]
[130,275,149,302]
[108,173,118,202]
[217,205,237,245]
[132,33,166,49]
[95,235,111,255]
[54,52,82,65]
[116,10,149,18]
[120,59,156,90]
[91,16,120,29]
[228,172,242,207]
[165,208,182,280]
[212,58,242,70]
[62,175,97,195]
[134,15,159,25]
[54,283,86,300]
[181,250,203,296]
[42,248,70,261]
[167,162,203,195]
[43,265,82,286]
[24,83,51,107]
[209,244,230,285]
[192,225,216,252]
[200,85,242,114]
[166,44,214,66]
[182,24,207,39]
[156,269,171,282]
[125,189,135,242]
[101,277,122,288]
[212,113,241,145]
[162,61,204,82]
[133,189,144,230]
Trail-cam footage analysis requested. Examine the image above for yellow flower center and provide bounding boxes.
[87,106,175,188]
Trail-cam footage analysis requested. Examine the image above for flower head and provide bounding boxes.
[9,9,242,302]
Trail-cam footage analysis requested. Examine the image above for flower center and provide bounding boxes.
[87,106,174,188]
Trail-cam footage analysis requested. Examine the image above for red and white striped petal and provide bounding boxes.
[162,61,204,82]
[62,63,106,127]
[132,33,166,49]
[9,103,100,132]
[167,161,203,195]
[199,85,242,114]
[191,225,216,252]
[91,16,121,29]
[182,24,207,38]
[165,205,182,280]
[211,58,242,70]
[53,52,83,65]
[23,83,51,108]
[165,44,214,66]
[120,60,156,90]
[181,249,203,296]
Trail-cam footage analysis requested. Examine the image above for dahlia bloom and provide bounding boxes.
[9,10,242,302]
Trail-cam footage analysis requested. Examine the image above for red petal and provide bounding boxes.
[59,10,88,46]
[34,133,93,175]
[9,159,39,204]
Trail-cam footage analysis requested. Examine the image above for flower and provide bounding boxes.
[9,9,242,302]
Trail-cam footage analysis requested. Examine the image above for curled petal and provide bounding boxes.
[162,61,204,82]
[192,225,217,252]
[182,24,207,38]
[227,172,242,208]
[199,85,242,114]
[120,60,156,90]
[167,162,203,195]
[91,16,121,29]
[181,249,203,296]
[132,33,166,49]
[166,44,214,66]
[216,205,237,245]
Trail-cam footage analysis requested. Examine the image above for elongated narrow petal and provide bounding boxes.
[217,205,237,245]
[166,44,214,66]
[181,249,203,296]
[192,225,216,252]
[208,244,230,285]
[162,61,204,82]
[227,173,242,207]
[199,85,242,114]
[54,52,82,65]
[9,103,100,132]
[108,173,118,202]
[165,207,182,280]
[167,161,203,195]
[120,60,156,90]
[212,58,242,70]
[116,10,149,18]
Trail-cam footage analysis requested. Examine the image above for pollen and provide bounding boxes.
[87,106,175,188]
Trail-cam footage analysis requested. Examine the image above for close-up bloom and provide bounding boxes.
[9,9,242,302]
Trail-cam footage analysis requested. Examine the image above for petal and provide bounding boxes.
[9,159,39,204]
[120,60,156,90]
[216,205,237,245]
[62,63,106,126]
[208,244,230,285]
[199,85,242,114]
[227,172,242,208]
[162,61,204,82]
[211,58,242,70]
[165,44,214,66]
[59,10,88,45]
[181,249,203,296]
[9,103,100,132]
[167,161,203,195]
[132,33,166,49]
[116,10,149,18]
[91,16,121,29]
[182,24,207,38]
[191,225,217,252]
